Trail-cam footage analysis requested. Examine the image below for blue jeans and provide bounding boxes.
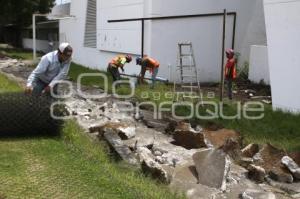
[32,78,58,96]
[151,68,159,89]
[226,79,233,100]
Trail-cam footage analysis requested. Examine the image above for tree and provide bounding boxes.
[0,0,55,26]
[0,0,55,46]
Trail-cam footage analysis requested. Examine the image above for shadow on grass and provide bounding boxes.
[0,92,64,137]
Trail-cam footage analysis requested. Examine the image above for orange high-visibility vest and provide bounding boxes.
[145,57,159,73]
[225,58,237,79]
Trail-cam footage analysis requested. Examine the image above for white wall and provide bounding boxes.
[97,0,143,55]
[60,0,267,81]
[264,0,300,113]
[22,38,59,53]
[147,0,267,82]
[60,0,143,76]
[249,45,270,85]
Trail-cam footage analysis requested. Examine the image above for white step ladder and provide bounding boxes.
[173,42,203,103]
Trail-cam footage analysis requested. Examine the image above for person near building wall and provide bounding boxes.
[224,49,237,100]
[107,55,132,83]
[136,56,160,89]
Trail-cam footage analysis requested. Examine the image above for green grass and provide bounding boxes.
[196,103,300,152]
[0,48,43,60]
[68,63,300,152]
[0,74,22,93]
[0,73,184,199]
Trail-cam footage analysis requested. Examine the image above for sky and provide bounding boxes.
[55,0,71,5]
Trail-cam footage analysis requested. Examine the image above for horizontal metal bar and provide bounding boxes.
[108,12,236,23]
[120,73,168,82]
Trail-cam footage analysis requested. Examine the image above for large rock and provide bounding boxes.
[203,129,241,148]
[242,144,260,158]
[247,164,266,183]
[241,189,276,199]
[220,137,242,162]
[173,122,206,149]
[281,156,300,180]
[192,149,230,190]
[170,164,219,199]
[256,144,293,183]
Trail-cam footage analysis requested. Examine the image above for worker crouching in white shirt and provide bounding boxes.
[25,43,73,96]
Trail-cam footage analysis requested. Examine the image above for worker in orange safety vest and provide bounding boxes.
[224,49,237,100]
[136,56,160,88]
[107,54,132,82]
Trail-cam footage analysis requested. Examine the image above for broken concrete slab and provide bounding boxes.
[203,129,241,148]
[192,149,230,191]
[123,125,173,150]
[92,122,136,140]
[266,177,300,195]
[242,144,260,158]
[139,109,170,132]
[282,156,300,180]
[152,141,203,167]
[139,147,171,184]
[173,122,206,149]
[241,189,276,199]
[118,126,136,140]
[269,170,294,184]
[103,131,138,165]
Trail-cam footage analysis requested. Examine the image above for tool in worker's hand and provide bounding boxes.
[120,73,169,84]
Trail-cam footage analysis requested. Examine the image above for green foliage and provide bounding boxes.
[237,61,249,80]
[0,48,44,60]
[0,74,22,93]
[0,0,55,27]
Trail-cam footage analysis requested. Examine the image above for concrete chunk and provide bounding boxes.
[192,149,230,190]
[104,131,138,165]
[281,156,300,180]
[241,189,276,199]
[173,122,206,149]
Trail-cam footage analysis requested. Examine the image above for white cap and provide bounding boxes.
[59,42,71,53]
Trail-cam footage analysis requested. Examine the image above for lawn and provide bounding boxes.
[0,48,43,60]
[0,73,184,199]
[68,62,300,152]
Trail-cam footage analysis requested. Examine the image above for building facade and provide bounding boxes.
[59,0,267,82]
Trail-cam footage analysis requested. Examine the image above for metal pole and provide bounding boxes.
[232,13,237,50]
[108,12,237,23]
[220,9,227,102]
[141,19,145,57]
[32,14,36,60]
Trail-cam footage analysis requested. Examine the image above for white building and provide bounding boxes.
[59,0,267,82]
[23,3,71,53]
[263,0,300,113]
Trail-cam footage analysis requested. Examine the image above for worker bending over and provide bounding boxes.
[26,43,73,96]
[107,55,132,83]
[136,56,160,88]
[224,49,237,100]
